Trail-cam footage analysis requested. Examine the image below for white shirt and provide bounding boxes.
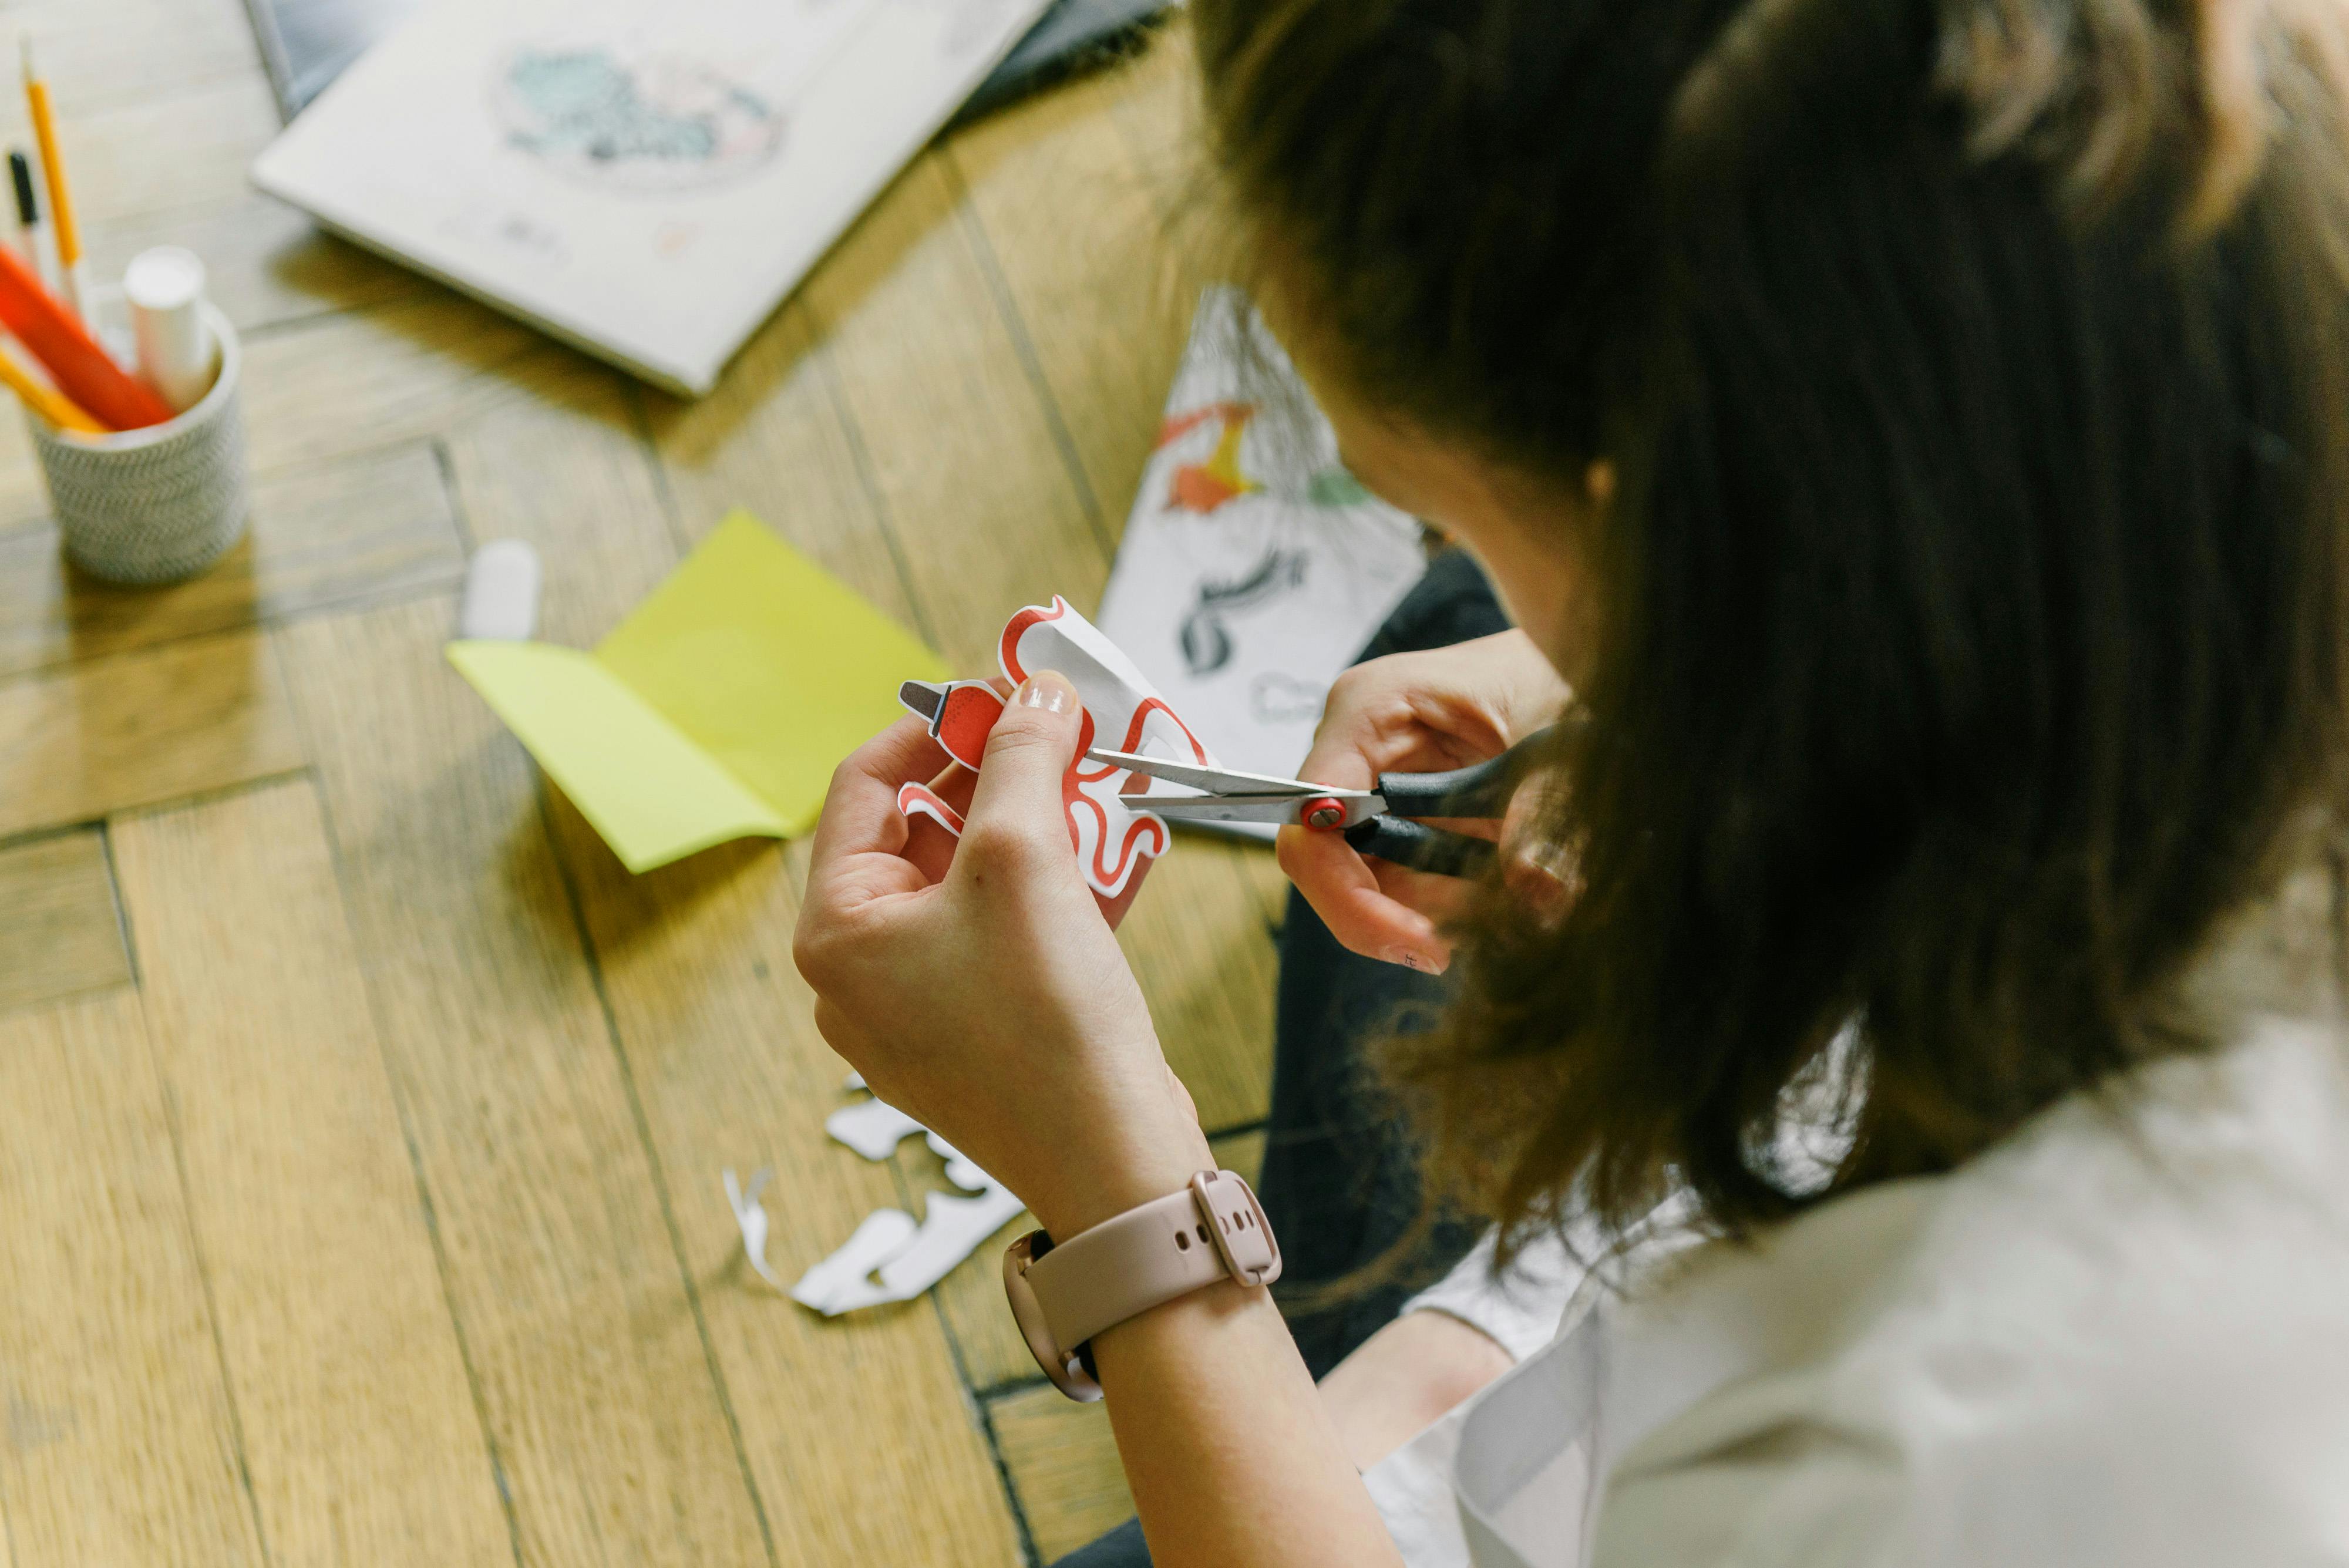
[1364,1012,2349,1566]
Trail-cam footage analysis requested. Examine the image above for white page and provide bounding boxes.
[1097,290,1429,815]
[253,0,1054,392]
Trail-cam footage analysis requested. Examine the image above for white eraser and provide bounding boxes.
[124,245,204,311]
[459,539,542,642]
[123,245,215,412]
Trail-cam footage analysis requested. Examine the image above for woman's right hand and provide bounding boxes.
[1277,629,1571,973]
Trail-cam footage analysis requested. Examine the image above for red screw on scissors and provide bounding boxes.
[1301,797,1348,832]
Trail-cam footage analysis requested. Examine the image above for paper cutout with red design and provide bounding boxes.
[898,597,1216,899]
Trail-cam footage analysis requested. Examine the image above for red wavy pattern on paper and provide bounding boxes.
[996,596,1206,896]
[896,782,966,837]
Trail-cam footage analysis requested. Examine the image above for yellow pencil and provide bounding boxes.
[21,38,85,321]
[0,335,103,433]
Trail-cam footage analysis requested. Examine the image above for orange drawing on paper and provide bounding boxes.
[1159,402,1261,514]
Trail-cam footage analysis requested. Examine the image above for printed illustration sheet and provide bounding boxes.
[1096,290,1429,810]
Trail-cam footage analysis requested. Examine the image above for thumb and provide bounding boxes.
[958,669,1083,862]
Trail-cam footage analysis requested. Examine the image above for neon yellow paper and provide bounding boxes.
[448,511,947,873]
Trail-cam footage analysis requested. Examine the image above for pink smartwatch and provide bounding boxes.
[1004,1169,1283,1401]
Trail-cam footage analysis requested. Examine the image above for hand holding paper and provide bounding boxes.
[793,669,1213,1246]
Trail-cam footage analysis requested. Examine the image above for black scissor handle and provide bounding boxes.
[1343,816,1497,878]
[1346,724,1563,877]
[1371,724,1560,821]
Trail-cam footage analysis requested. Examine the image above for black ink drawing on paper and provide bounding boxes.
[1179,547,1310,676]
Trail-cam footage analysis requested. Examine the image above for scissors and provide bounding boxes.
[898,678,1554,877]
[1092,731,1557,878]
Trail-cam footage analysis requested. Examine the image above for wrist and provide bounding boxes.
[1029,1121,1216,1240]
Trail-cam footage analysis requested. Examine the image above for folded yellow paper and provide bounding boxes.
[449,510,948,873]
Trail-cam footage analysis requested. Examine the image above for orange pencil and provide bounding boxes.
[0,336,99,433]
[0,242,171,429]
[21,39,85,321]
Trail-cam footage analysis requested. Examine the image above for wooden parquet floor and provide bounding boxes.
[0,6,1280,1562]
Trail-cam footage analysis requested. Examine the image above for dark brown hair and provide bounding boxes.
[1194,0,2349,1250]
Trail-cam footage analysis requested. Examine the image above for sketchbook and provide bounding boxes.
[244,0,1170,123]
[1095,290,1429,829]
[251,0,1056,394]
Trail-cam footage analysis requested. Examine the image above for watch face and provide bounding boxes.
[1004,1231,1102,1402]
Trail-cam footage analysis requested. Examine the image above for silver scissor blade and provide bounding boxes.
[1137,792,1387,829]
[1136,795,1314,826]
[1086,748,1330,797]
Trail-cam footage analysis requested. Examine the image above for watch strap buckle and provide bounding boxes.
[1189,1169,1279,1287]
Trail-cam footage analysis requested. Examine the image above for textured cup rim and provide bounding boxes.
[38,298,241,453]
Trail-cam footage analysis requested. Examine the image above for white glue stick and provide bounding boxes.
[459,539,543,642]
[123,245,216,413]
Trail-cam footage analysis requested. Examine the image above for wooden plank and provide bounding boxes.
[110,779,513,1566]
[23,0,423,333]
[796,153,1108,670]
[240,294,598,477]
[276,552,772,1560]
[981,1132,1265,1563]
[90,196,426,337]
[0,291,580,547]
[0,630,304,840]
[1232,834,1294,930]
[990,1386,1128,1564]
[642,305,930,632]
[25,0,424,338]
[553,829,1029,1568]
[51,75,282,232]
[1220,1127,1270,1176]
[0,828,128,1012]
[0,442,465,677]
[0,990,263,1567]
[943,66,1205,531]
[10,0,263,115]
[439,365,677,637]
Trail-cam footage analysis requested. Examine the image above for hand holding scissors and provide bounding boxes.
[1092,729,1557,880]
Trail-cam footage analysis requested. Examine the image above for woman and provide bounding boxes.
[793,0,2349,1561]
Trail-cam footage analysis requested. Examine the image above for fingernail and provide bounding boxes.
[1018,670,1078,714]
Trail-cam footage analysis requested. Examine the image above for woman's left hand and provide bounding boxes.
[793,671,1213,1240]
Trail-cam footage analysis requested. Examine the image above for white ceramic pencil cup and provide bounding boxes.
[28,300,248,586]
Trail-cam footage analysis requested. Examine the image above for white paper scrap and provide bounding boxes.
[723,1165,781,1287]
[789,1207,921,1314]
[866,1182,1027,1302]
[824,1096,926,1160]
[926,1132,989,1194]
[737,1087,1034,1317]
[457,538,543,641]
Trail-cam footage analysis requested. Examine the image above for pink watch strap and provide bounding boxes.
[1024,1170,1281,1357]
